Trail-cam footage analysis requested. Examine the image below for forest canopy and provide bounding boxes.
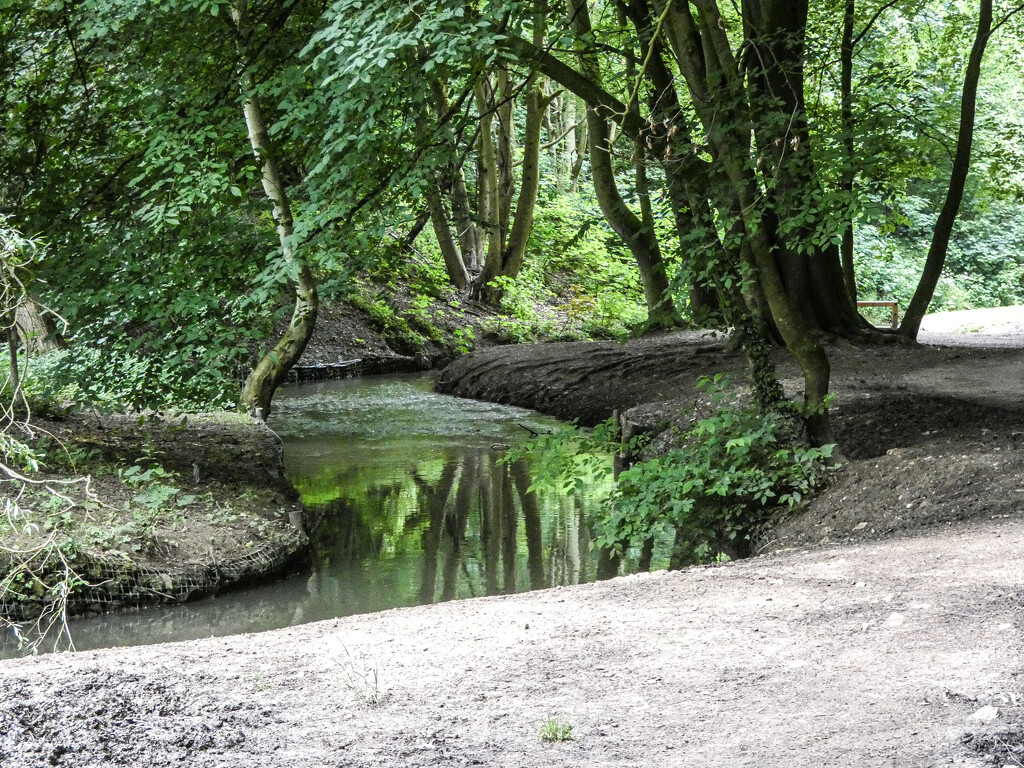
[1,0,1023,422]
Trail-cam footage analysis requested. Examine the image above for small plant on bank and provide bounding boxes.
[604,376,836,565]
[538,718,574,742]
[327,640,390,707]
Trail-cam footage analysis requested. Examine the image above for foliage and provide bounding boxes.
[0,345,240,414]
[525,193,647,337]
[855,197,1024,311]
[606,378,835,565]
[538,719,574,742]
[505,417,621,497]
[512,377,835,566]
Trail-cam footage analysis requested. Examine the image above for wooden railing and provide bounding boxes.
[857,300,899,329]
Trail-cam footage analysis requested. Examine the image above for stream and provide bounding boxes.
[33,374,619,654]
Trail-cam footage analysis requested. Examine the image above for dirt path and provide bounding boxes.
[1,517,1021,767]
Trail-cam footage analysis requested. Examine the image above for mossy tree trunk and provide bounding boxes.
[232,0,318,419]
[663,0,835,442]
[741,0,869,341]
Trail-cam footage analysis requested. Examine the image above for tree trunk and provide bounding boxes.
[473,16,547,303]
[425,183,471,289]
[567,0,681,330]
[498,67,545,279]
[571,96,587,193]
[620,1,724,322]
[14,295,65,354]
[900,0,992,340]
[742,0,868,339]
[666,0,835,442]
[6,310,22,415]
[232,0,318,419]
[427,78,481,276]
[473,79,503,293]
[495,69,515,251]
[840,0,858,304]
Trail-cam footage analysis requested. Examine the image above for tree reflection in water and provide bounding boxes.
[300,452,601,610]
[23,375,614,656]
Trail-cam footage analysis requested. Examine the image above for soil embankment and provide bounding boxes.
[2,412,307,621]
[438,327,1024,549]
[435,330,736,425]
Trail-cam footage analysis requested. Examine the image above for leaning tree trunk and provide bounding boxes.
[424,76,482,283]
[232,0,318,419]
[425,182,471,289]
[567,0,681,330]
[900,0,992,340]
[661,0,834,443]
[622,2,723,321]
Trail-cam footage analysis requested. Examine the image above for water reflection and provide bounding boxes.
[277,374,610,609]
[3,375,610,656]
[300,453,595,610]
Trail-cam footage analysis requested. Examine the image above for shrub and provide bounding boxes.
[603,377,834,564]
[511,376,835,567]
[0,344,239,414]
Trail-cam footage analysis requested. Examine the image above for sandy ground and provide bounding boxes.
[2,308,1024,767]
[1,517,1021,767]
[920,306,1024,337]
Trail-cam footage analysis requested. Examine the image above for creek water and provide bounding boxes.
[21,374,615,654]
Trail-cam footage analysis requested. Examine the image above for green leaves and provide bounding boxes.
[605,377,837,564]
[506,373,836,566]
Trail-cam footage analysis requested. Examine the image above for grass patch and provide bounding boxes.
[538,718,574,742]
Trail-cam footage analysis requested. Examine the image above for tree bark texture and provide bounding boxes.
[742,0,867,338]
[663,0,835,441]
[232,0,318,419]
[14,295,65,354]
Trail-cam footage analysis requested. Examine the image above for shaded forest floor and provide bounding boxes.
[3,311,1024,766]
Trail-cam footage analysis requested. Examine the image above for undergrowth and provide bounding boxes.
[510,376,836,566]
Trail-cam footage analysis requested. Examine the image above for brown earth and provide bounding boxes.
[2,317,1024,767]
[437,327,1024,551]
[1,412,307,622]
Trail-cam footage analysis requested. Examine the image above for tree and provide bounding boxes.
[422,57,547,302]
[899,0,993,338]
[564,0,683,330]
[231,0,318,418]
[503,1,839,439]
